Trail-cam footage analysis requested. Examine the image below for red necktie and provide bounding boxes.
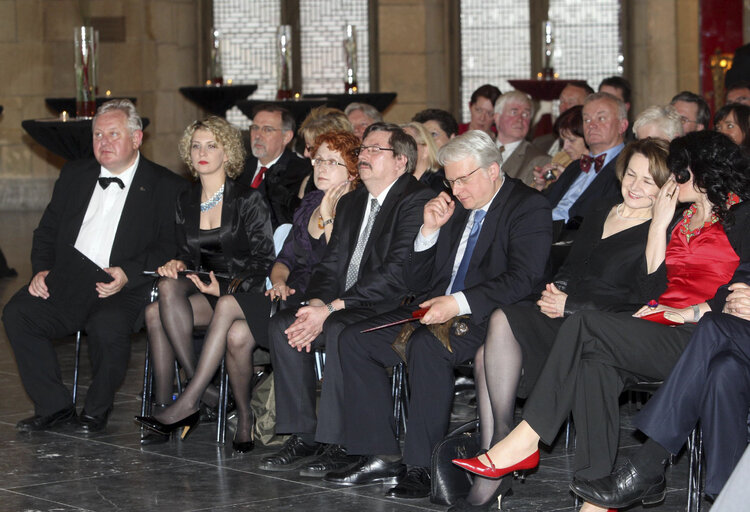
[251,166,268,188]
[580,154,606,173]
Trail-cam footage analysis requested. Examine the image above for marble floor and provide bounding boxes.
[0,210,708,512]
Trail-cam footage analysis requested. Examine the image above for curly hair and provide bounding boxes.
[312,130,361,185]
[615,137,670,187]
[179,117,246,179]
[667,130,750,223]
[714,103,750,149]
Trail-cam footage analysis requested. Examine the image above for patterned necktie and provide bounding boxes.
[98,177,125,189]
[579,154,606,173]
[450,209,487,294]
[345,198,381,290]
[251,166,268,188]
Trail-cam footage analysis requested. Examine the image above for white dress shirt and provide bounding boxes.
[251,152,282,184]
[74,154,140,268]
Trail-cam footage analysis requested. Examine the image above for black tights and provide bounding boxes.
[150,293,259,443]
[467,309,523,505]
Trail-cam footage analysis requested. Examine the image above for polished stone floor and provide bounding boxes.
[0,210,707,511]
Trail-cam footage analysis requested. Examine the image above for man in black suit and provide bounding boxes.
[535,92,628,242]
[237,104,312,228]
[2,100,185,433]
[259,123,434,475]
[326,130,552,498]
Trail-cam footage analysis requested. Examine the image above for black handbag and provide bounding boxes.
[430,419,481,505]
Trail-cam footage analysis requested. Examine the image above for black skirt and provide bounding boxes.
[501,304,565,398]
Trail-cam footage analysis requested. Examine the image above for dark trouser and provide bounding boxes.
[268,306,374,443]
[2,284,148,417]
[636,312,750,496]
[522,310,695,479]
[340,306,485,468]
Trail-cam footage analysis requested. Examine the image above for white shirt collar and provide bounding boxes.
[100,152,139,189]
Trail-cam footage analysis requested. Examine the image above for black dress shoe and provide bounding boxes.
[76,409,111,434]
[386,466,431,499]
[299,444,358,477]
[258,435,322,471]
[16,405,76,432]
[569,460,666,509]
[324,455,407,486]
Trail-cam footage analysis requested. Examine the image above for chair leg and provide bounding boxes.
[687,424,704,512]
[216,357,229,444]
[73,331,82,407]
[140,337,153,417]
[314,350,326,381]
[391,362,408,439]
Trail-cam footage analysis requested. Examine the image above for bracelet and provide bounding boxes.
[326,302,337,314]
[692,304,700,322]
[317,216,334,229]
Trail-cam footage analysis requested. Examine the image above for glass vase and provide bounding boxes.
[74,26,97,118]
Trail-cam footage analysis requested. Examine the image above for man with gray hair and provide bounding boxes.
[345,102,383,140]
[327,130,552,499]
[493,90,551,184]
[3,99,185,434]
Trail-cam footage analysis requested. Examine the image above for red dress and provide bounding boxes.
[658,220,740,308]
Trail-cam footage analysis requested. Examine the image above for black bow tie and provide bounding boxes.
[98,177,125,189]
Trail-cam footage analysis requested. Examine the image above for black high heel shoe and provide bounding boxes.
[140,403,171,446]
[134,411,200,440]
[448,476,513,511]
[232,411,255,453]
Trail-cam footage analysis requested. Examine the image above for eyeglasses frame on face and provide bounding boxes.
[443,166,483,189]
[312,157,348,169]
[679,116,699,126]
[471,105,494,118]
[250,125,283,135]
[356,145,395,156]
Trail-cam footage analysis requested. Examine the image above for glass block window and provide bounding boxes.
[548,0,623,91]
[460,1,531,122]
[299,0,370,94]
[214,0,281,126]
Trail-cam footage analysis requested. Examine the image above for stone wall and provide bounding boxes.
[0,0,203,211]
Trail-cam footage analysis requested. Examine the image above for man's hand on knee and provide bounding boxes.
[28,270,50,299]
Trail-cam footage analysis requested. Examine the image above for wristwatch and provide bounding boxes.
[326,302,337,314]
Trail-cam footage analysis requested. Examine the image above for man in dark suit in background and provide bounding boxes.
[259,123,434,475]
[326,130,552,498]
[237,104,312,228]
[2,99,185,433]
[539,92,628,241]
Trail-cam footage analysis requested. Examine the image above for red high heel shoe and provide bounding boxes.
[452,449,540,479]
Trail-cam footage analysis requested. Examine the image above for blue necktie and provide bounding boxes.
[450,209,486,293]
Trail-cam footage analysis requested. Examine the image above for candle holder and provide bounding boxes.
[74,26,97,118]
[344,24,358,94]
[208,28,224,86]
[540,21,555,81]
[276,25,293,100]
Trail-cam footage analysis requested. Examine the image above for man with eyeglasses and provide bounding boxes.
[670,91,710,134]
[493,91,551,186]
[326,130,552,499]
[238,104,312,228]
[260,123,434,478]
[458,84,502,138]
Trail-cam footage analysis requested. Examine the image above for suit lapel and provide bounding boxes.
[67,161,101,243]
[359,174,410,263]
[502,142,525,177]
[111,157,155,261]
[470,179,510,265]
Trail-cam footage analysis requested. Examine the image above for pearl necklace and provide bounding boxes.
[200,184,224,212]
[616,203,651,221]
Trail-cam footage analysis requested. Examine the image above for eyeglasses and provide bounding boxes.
[678,116,699,126]
[471,105,494,118]
[250,125,282,135]
[312,158,348,169]
[443,166,482,188]
[356,145,395,156]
